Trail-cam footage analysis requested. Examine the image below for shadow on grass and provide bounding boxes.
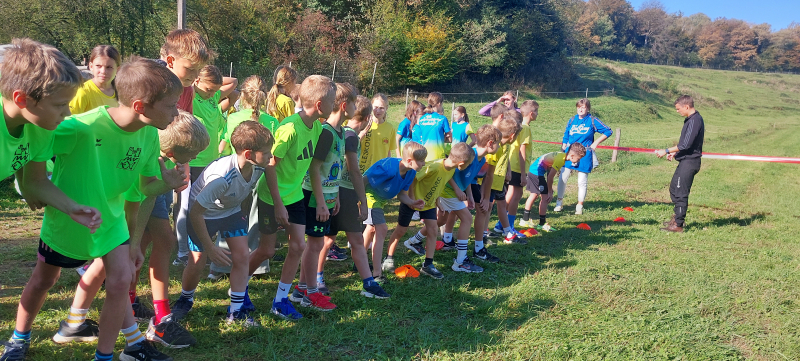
[687,212,768,230]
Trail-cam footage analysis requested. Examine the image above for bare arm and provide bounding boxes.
[189,200,232,266]
[395,134,403,158]
[219,77,239,99]
[309,158,329,222]
[346,151,369,222]
[467,133,477,147]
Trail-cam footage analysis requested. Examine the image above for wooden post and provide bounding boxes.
[405,88,409,108]
[452,102,455,111]
[331,60,336,82]
[229,62,233,77]
[611,128,621,162]
[177,0,186,29]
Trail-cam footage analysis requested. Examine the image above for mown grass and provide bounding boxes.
[2,60,800,360]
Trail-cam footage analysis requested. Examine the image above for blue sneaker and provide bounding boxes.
[169,297,193,321]
[1,339,29,361]
[513,229,527,239]
[271,298,303,321]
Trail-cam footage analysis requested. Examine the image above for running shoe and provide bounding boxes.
[271,298,303,321]
[439,240,457,251]
[420,264,444,279]
[52,319,99,343]
[513,229,527,239]
[132,297,155,323]
[374,275,390,284]
[534,224,554,232]
[226,310,259,327]
[318,281,330,296]
[403,239,426,256]
[145,314,195,349]
[120,340,172,361]
[207,271,225,281]
[171,256,188,267]
[169,297,193,321]
[554,199,563,212]
[289,286,306,303]
[301,292,336,311]
[575,204,584,215]
[361,283,391,299]
[0,339,28,361]
[492,225,504,234]
[473,247,500,263]
[504,232,527,245]
[381,257,395,273]
[518,219,534,228]
[75,263,90,277]
[325,248,348,261]
[411,211,420,221]
[451,257,484,273]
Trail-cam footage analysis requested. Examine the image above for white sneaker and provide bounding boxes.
[575,204,584,215]
[518,219,534,228]
[554,199,563,212]
[411,211,420,221]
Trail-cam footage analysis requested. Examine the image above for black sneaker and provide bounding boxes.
[420,264,444,279]
[171,256,188,267]
[226,310,260,327]
[132,297,156,323]
[473,248,500,263]
[145,314,196,349]
[120,340,173,361]
[169,297,193,321]
[289,286,305,303]
[374,275,390,285]
[439,240,457,251]
[325,248,348,261]
[52,319,99,343]
[487,230,504,238]
[1,339,29,361]
[318,281,330,296]
[451,257,484,273]
[272,254,285,262]
[403,239,426,256]
[361,283,391,299]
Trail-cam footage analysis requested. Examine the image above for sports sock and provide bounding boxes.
[539,215,547,226]
[412,231,425,243]
[307,286,318,295]
[180,289,195,302]
[121,323,144,346]
[503,226,514,236]
[456,240,468,264]
[12,329,31,342]
[298,282,307,291]
[129,290,137,304]
[274,282,292,303]
[522,210,531,221]
[230,291,245,313]
[385,255,393,261]
[94,350,113,361]
[153,300,170,324]
[316,272,325,285]
[423,258,433,267]
[362,277,376,288]
[508,215,516,227]
[442,232,453,243]
[66,307,89,328]
[475,240,484,252]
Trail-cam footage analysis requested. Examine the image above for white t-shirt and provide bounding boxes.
[189,155,264,220]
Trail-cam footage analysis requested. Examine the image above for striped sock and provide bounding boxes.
[66,307,89,328]
[94,350,113,361]
[412,231,425,243]
[230,291,245,313]
[12,329,31,342]
[456,240,468,264]
[298,282,307,291]
[180,289,195,302]
[121,323,144,346]
[475,240,484,252]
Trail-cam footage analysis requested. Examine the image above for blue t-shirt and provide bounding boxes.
[451,121,472,144]
[442,148,485,199]
[364,157,416,200]
[412,112,451,161]
[561,113,612,173]
[397,118,413,147]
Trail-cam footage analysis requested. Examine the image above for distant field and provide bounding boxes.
[2,59,800,360]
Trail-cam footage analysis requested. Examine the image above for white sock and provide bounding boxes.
[180,289,195,302]
[121,323,144,346]
[274,282,292,303]
[443,233,453,243]
[412,231,425,243]
[456,240,468,264]
[230,291,245,313]
[66,307,88,328]
[503,226,513,236]
[475,240,484,252]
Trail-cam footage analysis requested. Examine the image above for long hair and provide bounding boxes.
[240,75,268,122]
[266,65,298,116]
[89,45,121,100]
[455,105,469,123]
[424,92,443,114]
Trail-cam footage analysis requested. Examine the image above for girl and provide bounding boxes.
[266,65,298,122]
[555,98,612,215]
[69,45,121,114]
[219,75,278,155]
[395,100,424,157]
[412,92,451,161]
[359,94,396,172]
[478,90,519,116]
[451,106,476,146]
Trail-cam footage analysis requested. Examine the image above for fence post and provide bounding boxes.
[515,89,519,100]
[370,62,378,90]
[405,89,409,108]
[585,88,589,98]
[331,60,337,82]
[229,62,233,77]
[611,128,621,163]
[452,102,455,112]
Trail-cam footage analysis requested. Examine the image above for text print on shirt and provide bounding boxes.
[117,147,142,170]
[12,144,30,171]
[569,124,592,136]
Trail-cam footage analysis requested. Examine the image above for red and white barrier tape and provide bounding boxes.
[531,140,800,164]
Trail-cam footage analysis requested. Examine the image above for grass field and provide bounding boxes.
[2,58,800,360]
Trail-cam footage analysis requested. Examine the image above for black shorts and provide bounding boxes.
[189,166,205,183]
[509,171,523,187]
[328,187,364,234]
[303,190,332,238]
[257,198,306,235]
[397,203,436,227]
[525,172,553,203]
[470,183,496,204]
[37,239,129,268]
[490,183,507,201]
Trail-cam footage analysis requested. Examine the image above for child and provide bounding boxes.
[412,92,451,161]
[247,75,336,321]
[555,98,612,215]
[172,121,272,327]
[387,143,474,279]
[6,58,186,361]
[436,125,501,273]
[219,75,279,155]
[364,142,427,282]
[55,111,209,349]
[479,91,519,116]
[69,45,120,114]
[358,93,396,172]
[482,106,524,243]
[266,65,298,122]
[522,144,586,231]
[0,39,99,239]
[395,100,424,157]
[451,106,475,146]
[286,81,351,311]
[495,100,535,232]
[158,29,216,113]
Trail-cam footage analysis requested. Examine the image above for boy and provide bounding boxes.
[387,142,474,279]
[52,111,208,349]
[287,82,349,311]
[247,75,336,321]
[364,142,427,282]
[522,144,586,231]
[171,121,272,327]
[4,58,187,361]
[436,125,501,273]
[471,108,522,264]
[500,100,535,231]
[656,95,704,233]
[484,107,524,244]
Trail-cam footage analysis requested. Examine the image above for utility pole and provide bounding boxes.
[177,0,186,29]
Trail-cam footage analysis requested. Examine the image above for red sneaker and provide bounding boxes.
[301,292,337,311]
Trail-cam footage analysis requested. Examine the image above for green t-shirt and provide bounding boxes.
[1,97,55,179]
[189,90,223,167]
[302,123,344,209]
[257,113,322,206]
[41,106,160,259]
[221,109,279,155]
[123,158,174,203]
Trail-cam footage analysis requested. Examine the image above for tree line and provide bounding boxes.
[1,0,797,92]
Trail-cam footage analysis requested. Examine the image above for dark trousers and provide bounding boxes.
[669,157,701,226]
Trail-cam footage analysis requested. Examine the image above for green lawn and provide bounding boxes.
[2,59,800,360]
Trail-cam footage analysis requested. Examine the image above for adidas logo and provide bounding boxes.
[297,140,314,161]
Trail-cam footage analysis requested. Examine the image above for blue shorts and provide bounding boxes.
[151,192,172,219]
[187,211,248,252]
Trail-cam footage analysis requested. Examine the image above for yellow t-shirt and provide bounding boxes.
[479,144,509,191]
[359,120,397,173]
[69,80,118,115]
[509,124,531,173]
[273,94,295,123]
[411,159,455,211]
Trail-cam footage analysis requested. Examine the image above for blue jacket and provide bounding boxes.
[562,113,612,173]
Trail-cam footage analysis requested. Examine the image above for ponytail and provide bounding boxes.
[456,105,468,123]
[425,91,443,114]
[240,75,268,122]
[267,65,298,117]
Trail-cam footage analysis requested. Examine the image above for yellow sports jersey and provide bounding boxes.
[478,144,509,191]
[273,94,295,123]
[69,80,118,115]
[411,159,454,211]
[509,124,531,173]
[359,120,396,173]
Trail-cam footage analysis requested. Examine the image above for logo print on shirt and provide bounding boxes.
[11,143,30,171]
[297,140,313,161]
[95,139,102,147]
[569,124,591,135]
[117,147,142,170]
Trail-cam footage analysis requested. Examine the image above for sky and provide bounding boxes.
[627,0,798,31]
